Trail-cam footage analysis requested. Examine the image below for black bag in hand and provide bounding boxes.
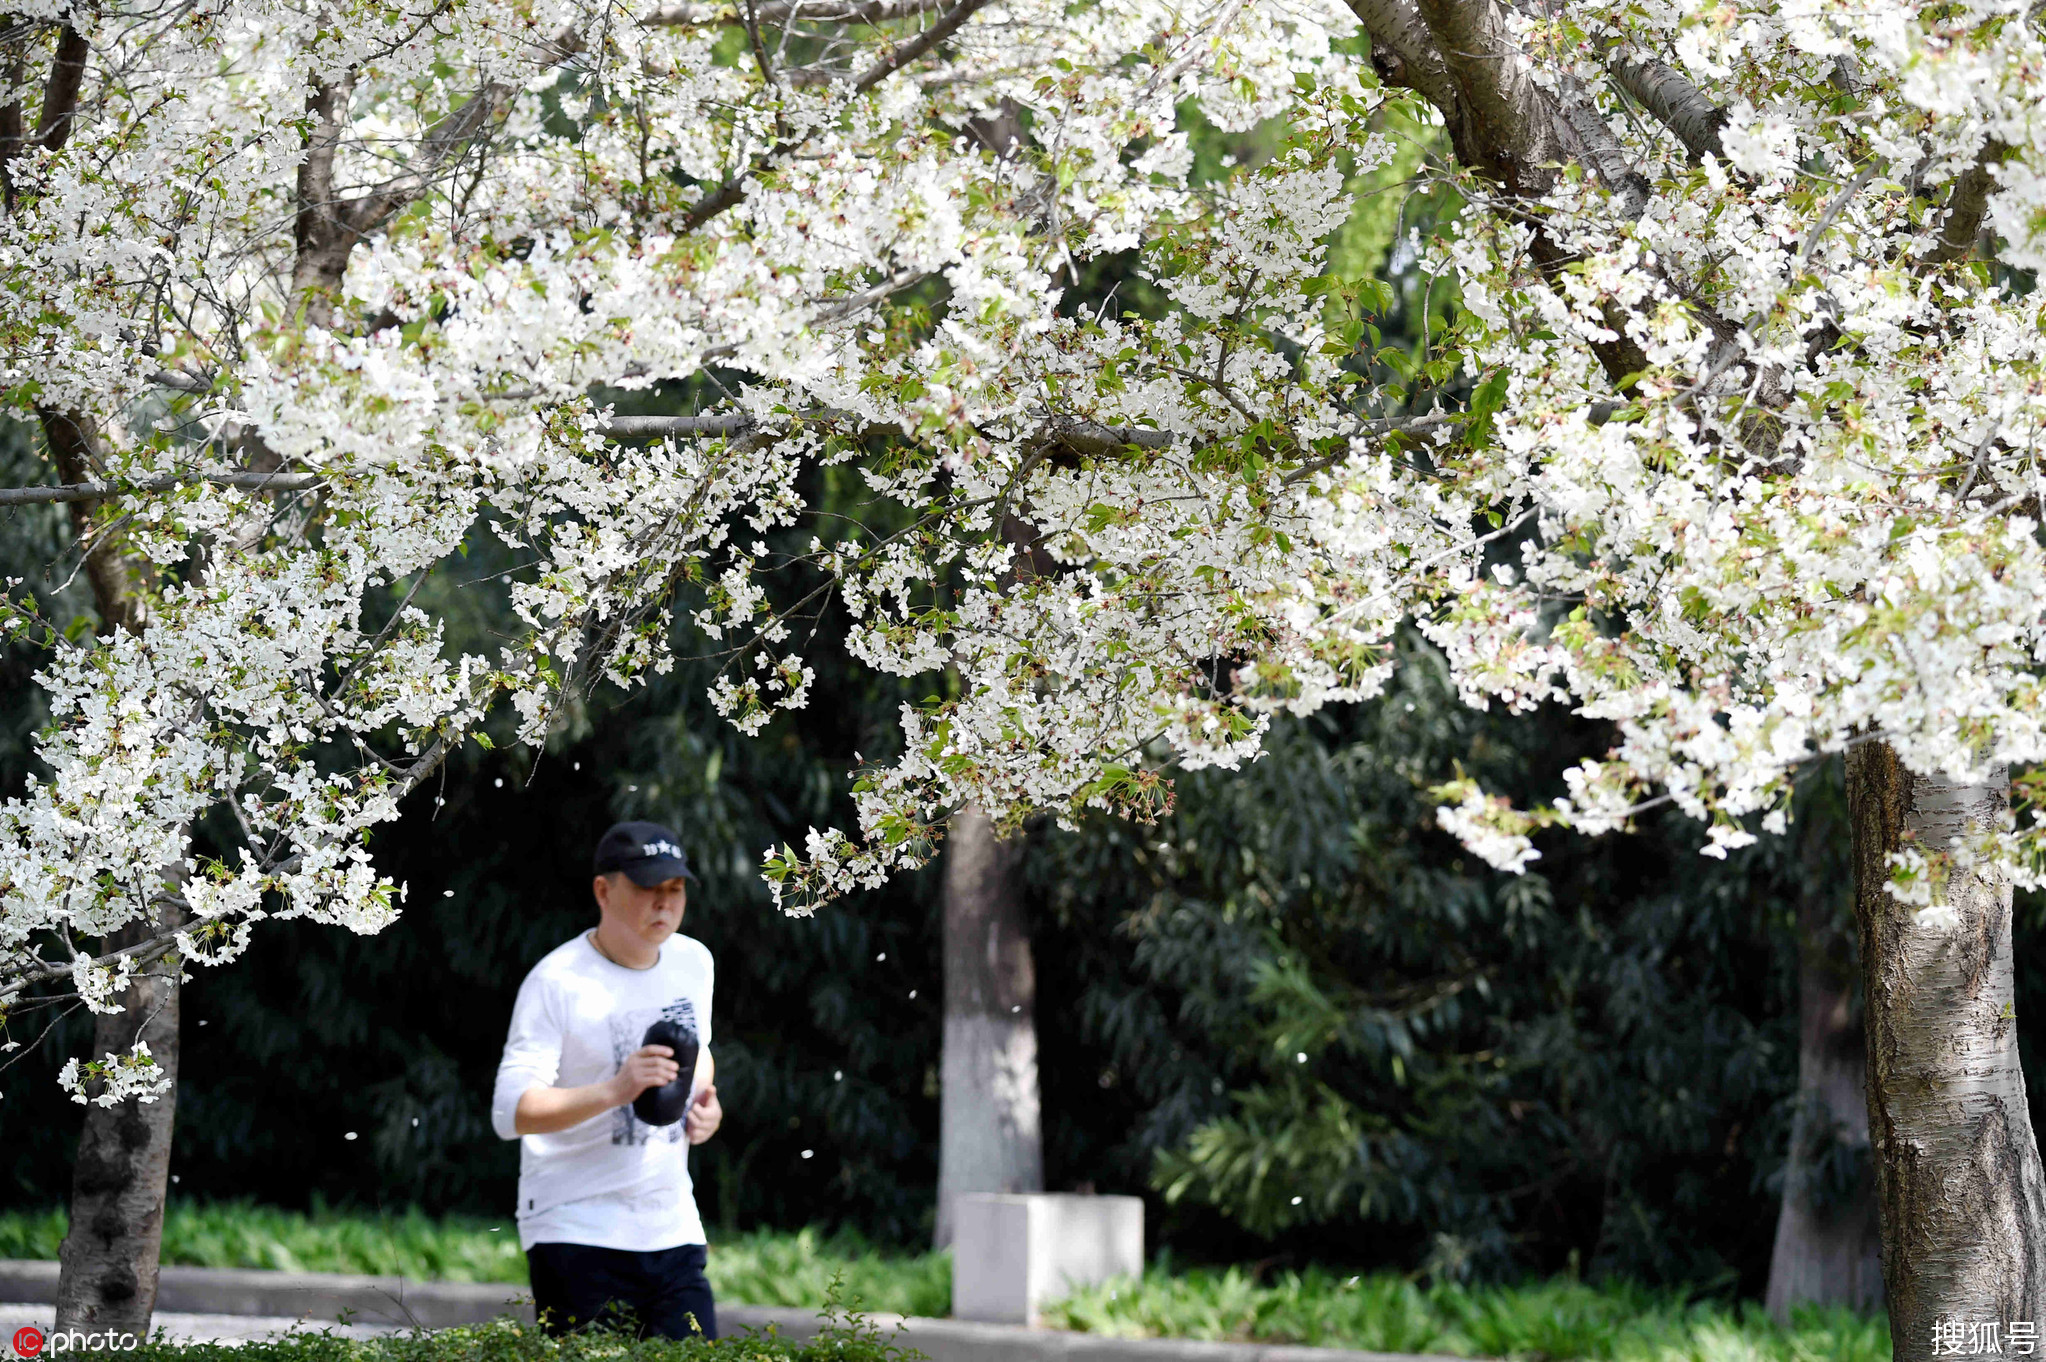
[631,1018,699,1127]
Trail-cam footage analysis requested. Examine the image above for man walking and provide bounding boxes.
[492,821,725,1338]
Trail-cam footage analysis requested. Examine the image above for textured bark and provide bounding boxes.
[1344,0,1461,118]
[38,408,145,634]
[934,804,1043,1249]
[1,40,24,208]
[1360,0,1653,387]
[290,73,361,329]
[33,24,87,152]
[1605,50,1726,163]
[1766,860,1882,1320]
[1921,146,2007,268]
[1411,0,1565,198]
[1846,744,2046,1358]
[54,920,182,1337]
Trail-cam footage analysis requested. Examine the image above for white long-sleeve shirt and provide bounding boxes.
[492,930,714,1251]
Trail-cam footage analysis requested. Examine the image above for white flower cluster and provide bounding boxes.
[0,0,1388,1057]
[56,1041,171,1108]
[1400,0,2046,892]
[8,0,2046,1083]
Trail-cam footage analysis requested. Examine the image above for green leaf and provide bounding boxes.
[1463,368,1509,448]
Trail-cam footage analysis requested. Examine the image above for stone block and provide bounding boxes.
[951,1193,1143,1326]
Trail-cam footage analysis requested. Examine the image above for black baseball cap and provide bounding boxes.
[594,821,699,887]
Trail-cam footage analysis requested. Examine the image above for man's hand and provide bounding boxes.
[611,1044,681,1104]
[686,1084,722,1145]
[514,1044,682,1135]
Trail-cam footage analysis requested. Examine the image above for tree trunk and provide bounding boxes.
[55,921,181,1337]
[934,804,1043,1249]
[1846,743,2046,1358]
[1766,849,1882,1319]
[41,405,180,1338]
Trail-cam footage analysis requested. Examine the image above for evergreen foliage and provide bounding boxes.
[1033,639,1809,1288]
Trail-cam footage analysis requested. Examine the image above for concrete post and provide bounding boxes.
[951,1193,1143,1326]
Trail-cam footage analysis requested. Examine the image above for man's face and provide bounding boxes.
[594,872,689,946]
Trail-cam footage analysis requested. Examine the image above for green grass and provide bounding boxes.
[1045,1268,1890,1362]
[702,1228,947,1318]
[0,1204,1888,1362]
[0,1203,530,1286]
[0,1204,945,1319]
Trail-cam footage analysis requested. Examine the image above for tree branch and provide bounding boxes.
[1604,48,1725,164]
[1412,0,1565,198]
[596,407,1178,457]
[292,66,519,325]
[1554,77,1649,218]
[147,368,209,393]
[1039,417,1177,457]
[1396,0,1651,387]
[645,0,946,27]
[1,42,25,208]
[0,929,183,1009]
[679,0,993,232]
[289,71,360,328]
[600,412,786,438]
[849,0,990,93]
[33,23,85,152]
[1921,143,2007,268]
[36,408,147,632]
[0,469,321,508]
[340,78,516,234]
[1345,0,1462,116]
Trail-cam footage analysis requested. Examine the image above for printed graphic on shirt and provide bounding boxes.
[608,998,698,1146]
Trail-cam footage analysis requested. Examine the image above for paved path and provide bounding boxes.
[0,1304,407,1345]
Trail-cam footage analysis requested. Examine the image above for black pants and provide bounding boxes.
[527,1241,718,1340]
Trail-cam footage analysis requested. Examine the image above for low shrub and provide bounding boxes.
[129,1293,918,1362]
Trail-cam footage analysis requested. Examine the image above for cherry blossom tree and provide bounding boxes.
[4,0,2046,1347]
[0,0,1382,1327]
[1303,2,2046,1339]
